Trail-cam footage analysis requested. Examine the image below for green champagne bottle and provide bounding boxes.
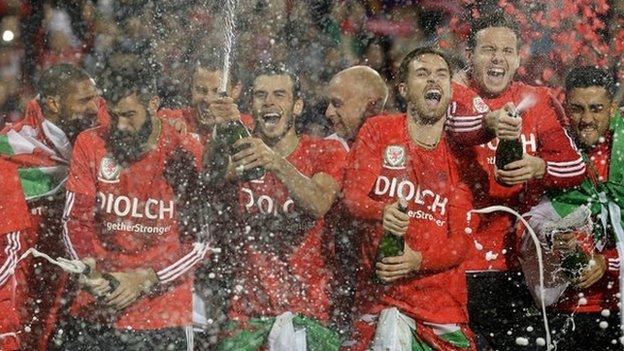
[373,197,408,284]
[215,120,265,181]
[560,250,589,278]
[495,111,523,170]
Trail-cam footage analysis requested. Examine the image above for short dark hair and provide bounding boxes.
[396,46,453,84]
[101,66,157,106]
[565,66,617,99]
[38,64,91,99]
[252,62,301,99]
[191,47,239,84]
[468,13,521,50]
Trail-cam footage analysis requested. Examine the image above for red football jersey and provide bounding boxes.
[447,82,585,271]
[228,135,347,324]
[0,159,32,351]
[343,114,474,325]
[63,118,208,330]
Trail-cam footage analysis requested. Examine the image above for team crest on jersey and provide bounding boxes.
[473,96,490,114]
[383,145,406,169]
[98,156,121,183]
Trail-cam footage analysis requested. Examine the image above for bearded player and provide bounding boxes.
[342,46,476,351]
[59,67,208,350]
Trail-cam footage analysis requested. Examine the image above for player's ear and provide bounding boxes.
[293,97,304,116]
[148,96,160,116]
[43,95,61,115]
[398,82,408,99]
[230,81,243,101]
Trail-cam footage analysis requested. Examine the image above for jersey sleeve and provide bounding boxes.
[314,140,348,184]
[535,92,585,188]
[62,133,99,260]
[446,83,494,146]
[343,121,386,221]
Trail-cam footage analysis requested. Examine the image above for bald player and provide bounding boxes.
[325,66,388,338]
[326,66,388,149]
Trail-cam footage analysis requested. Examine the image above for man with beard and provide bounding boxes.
[446,13,585,350]
[0,63,102,350]
[324,65,389,335]
[59,69,209,350]
[342,47,476,351]
[162,49,251,145]
[212,63,347,350]
[520,67,623,350]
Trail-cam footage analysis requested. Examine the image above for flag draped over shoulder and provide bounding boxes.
[548,111,624,248]
[0,99,72,201]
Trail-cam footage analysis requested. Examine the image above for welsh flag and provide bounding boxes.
[0,99,73,201]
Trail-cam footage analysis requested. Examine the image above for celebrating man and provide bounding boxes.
[60,68,208,350]
[212,63,347,350]
[446,13,586,349]
[343,47,476,351]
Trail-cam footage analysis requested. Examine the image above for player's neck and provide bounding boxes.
[267,127,299,157]
[406,111,445,149]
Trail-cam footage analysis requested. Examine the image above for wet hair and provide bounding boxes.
[468,13,521,50]
[37,63,91,99]
[396,46,453,84]
[252,62,302,99]
[191,47,239,84]
[565,66,617,99]
[101,66,157,106]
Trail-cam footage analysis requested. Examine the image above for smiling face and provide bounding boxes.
[398,53,451,124]
[325,77,370,141]
[57,79,100,143]
[191,67,222,128]
[470,26,520,97]
[566,86,615,149]
[251,74,302,143]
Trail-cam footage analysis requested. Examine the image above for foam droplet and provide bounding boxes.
[578,297,588,305]
[526,326,534,332]
[536,338,545,346]
[600,321,609,329]
[465,227,473,234]
[602,309,611,317]
[515,337,529,346]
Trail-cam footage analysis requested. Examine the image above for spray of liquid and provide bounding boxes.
[219,0,239,94]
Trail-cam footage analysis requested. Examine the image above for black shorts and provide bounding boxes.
[547,311,623,351]
[52,317,192,351]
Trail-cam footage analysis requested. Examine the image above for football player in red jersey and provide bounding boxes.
[0,159,32,351]
[324,65,389,336]
[160,49,251,145]
[209,63,348,349]
[446,13,585,350]
[0,63,104,350]
[58,67,208,350]
[342,46,476,351]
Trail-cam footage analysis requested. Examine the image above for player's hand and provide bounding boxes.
[495,154,546,185]
[375,244,422,283]
[484,103,522,140]
[382,200,409,236]
[79,258,111,297]
[232,137,280,172]
[574,254,606,289]
[552,232,578,254]
[106,268,158,310]
[168,118,188,134]
[210,97,240,125]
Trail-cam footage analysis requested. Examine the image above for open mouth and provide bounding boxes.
[487,68,506,83]
[424,89,442,108]
[197,103,213,123]
[262,112,281,127]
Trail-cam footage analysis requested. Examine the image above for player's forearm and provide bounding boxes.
[272,156,337,218]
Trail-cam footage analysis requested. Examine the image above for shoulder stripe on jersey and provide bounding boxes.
[157,242,210,284]
[546,157,584,167]
[447,125,483,133]
[62,192,79,260]
[0,231,21,287]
